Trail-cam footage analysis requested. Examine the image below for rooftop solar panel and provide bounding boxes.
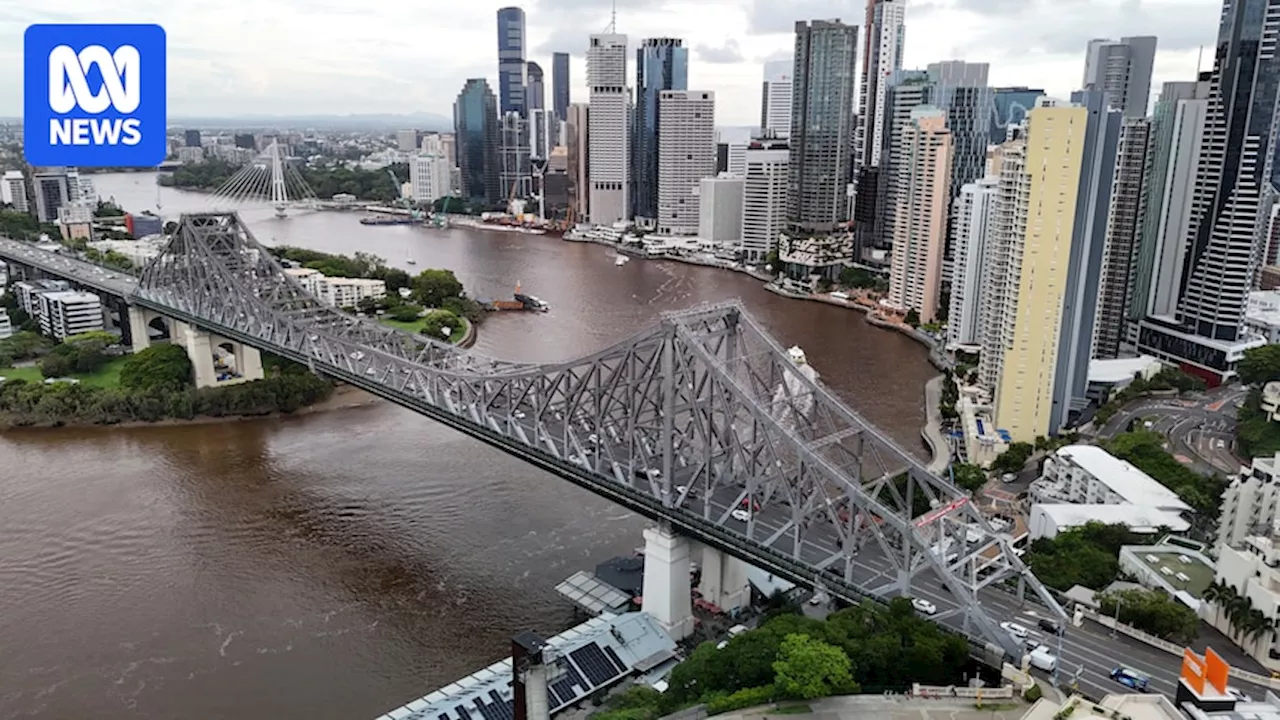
[601,645,627,675]
[570,643,621,687]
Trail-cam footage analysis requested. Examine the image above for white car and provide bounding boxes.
[513,410,526,419]
[911,598,937,615]
[731,508,751,522]
[1000,621,1030,639]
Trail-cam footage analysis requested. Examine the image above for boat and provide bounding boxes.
[614,255,628,267]
[360,215,420,226]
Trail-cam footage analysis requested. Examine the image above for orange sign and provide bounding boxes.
[1181,647,1230,695]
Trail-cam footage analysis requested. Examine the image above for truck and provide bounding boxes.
[1028,645,1057,673]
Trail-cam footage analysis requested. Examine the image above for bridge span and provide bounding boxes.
[1,212,1063,664]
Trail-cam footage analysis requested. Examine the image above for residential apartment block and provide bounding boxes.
[886,106,952,323]
[656,90,716,236]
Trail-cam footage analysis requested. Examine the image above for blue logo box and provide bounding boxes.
[24,23,167,167]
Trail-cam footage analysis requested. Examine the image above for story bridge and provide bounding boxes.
[7,211,1067,663]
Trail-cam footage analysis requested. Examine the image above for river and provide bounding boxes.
[0,173,936,720]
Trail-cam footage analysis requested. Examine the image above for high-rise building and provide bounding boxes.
[32,168,70,224]
[1,170,27,213]
[656,91,716,236]
[947,177,999,347]
[990,87,1045,141]
[852,0,905,256]
[184,129,201,147]
[1266,204,1280,268]
[978,137,1029,395]
[587,33,630,225]
[887,107,952,323]
[993,94,1121,441]
[566,103,590,222]
[526,61,545,112]
[496,7,527,116]
[1082,36,1158,117]
[409,136,453,205]
[788,19,858,233]
[740,139,790,263]
[1092,117,1151,359]
[699,176,744,243]
[396,129,421,152]
[1137,0,1279,384]
[875,71,932,253]
[454,78,501,206]
[1138,77,1212,321]
[530,109,556,161]
[760,59,794,138]
[498,111,533,202]
[633,38,689,222]
[926,61,994,285]
[552,52,571,122]
[1129,79,1209,327]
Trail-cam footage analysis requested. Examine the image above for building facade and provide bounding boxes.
[525,61,545,112]
[990,86,1045,141]
[566,103,590,222]
[37,290,104,341]
[947,177,998,347]
[587,33,630,226]
[886,106,952,323]
[1,170,27,212]
[740,140,789,263]
[552,52,571,122]
[852,0,905,256]
[656,90,716,236]
[496,7,527,116]
[498,111,533,203]
[32,168,70,224]
[1137,0,1280,384]
[978,137,1029,395]
[1093,116,1151,359]
[761,59,794,139]
[788,19,858,234]
[409,137,453,205]
[454,79,501,206]
[1082,36,1158,117]
[633,38,689,222]
[698,176,744,243]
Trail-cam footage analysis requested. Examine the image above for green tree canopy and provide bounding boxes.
[1238,344,1280,386]
[1105,430,1223,515]
[412,269,465,308]
[990,442,1034,475]
[1023,522,1139,590]
[421,309,462,340]
[119,344,194,392]
[772,633,856,700]
[1097,588,1198,644]
[951,463,987,494]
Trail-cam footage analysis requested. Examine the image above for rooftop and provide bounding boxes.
[1032,503,1190,534]
[1022,694,1182,720]
[1135,548,1215,596]
[1053,445,1193,512]
[1088,355,1162,385]
[373,612,677,720]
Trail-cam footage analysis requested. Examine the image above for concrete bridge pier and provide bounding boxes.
[640,525,695,641]
[697,544,751,613]
[126,305,153,353]
[173,321,263,388]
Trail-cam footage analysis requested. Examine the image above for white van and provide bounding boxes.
[1028,645,1056,672]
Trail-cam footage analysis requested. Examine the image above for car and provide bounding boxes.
[1000,621,1030,639]
[1110,667,1150,692]
[911,598,937,615]
[809,591,827,606]
[1037,618,1061,635]
[513,410,526,419]
[731,508,751,522]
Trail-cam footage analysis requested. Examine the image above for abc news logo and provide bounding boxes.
[24,24,167,168]
[48,44,143,146]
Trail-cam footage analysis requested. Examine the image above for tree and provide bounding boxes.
[119,344,193,392]
[1023,522,1138,591]
[1105,430,1223,515]
[389,304,424,322]
[772,633,855,700]
[904,308,920,327]
[1096,588,1198,645]
[412,269,464,308]
[1237,344,1280,386]
[950,463,987,494]
[420,309,462,340]
[990,441,1034,475]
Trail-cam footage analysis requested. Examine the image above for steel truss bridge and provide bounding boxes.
[10,212,1067,659]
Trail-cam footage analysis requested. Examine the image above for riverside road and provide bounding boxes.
[1096,385,1249,476]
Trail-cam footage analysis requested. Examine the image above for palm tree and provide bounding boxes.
[1204,581,1228,624]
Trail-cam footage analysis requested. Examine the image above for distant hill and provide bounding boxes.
[168,112,454,132]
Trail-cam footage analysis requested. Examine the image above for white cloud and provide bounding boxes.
[0,0,1221,125]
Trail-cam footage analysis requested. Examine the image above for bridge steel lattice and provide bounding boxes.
[130,212,1062,657]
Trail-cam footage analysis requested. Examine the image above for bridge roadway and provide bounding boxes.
[0,236,139,297]
[4,216,1270,702]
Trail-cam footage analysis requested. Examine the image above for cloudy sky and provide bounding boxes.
[0,0,1221,125]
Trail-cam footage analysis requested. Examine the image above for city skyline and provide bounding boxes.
[0,0,1222,126]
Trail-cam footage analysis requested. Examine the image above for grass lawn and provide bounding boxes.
[379,316,470,344]
[0,356,128,388]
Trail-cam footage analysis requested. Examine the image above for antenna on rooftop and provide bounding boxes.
[604,0,617,33]
[1196,45,1204,74]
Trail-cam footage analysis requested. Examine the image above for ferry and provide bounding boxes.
[360,215,420,226]
[615,255,628,267]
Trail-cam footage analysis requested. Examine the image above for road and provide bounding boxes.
[1096,385,1250,476]
[510,403,1272,703]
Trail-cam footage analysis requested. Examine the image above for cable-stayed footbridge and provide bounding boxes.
[207,140,319,218]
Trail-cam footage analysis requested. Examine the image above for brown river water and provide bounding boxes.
[0,174,936,719]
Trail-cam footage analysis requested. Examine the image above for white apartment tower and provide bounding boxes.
[856,0,907,168]
[699,176,744,243]
[947,176,999,347]
[887,106,953,323]
[657,91,716,235]
[409,135,453,205]
[587,34,629,226]
[1,171,27,212]
[761,60,793,139]
[740,140,790,263]
[977,138,1030,393]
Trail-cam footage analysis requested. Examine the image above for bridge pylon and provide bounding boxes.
[207,140,318,216]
